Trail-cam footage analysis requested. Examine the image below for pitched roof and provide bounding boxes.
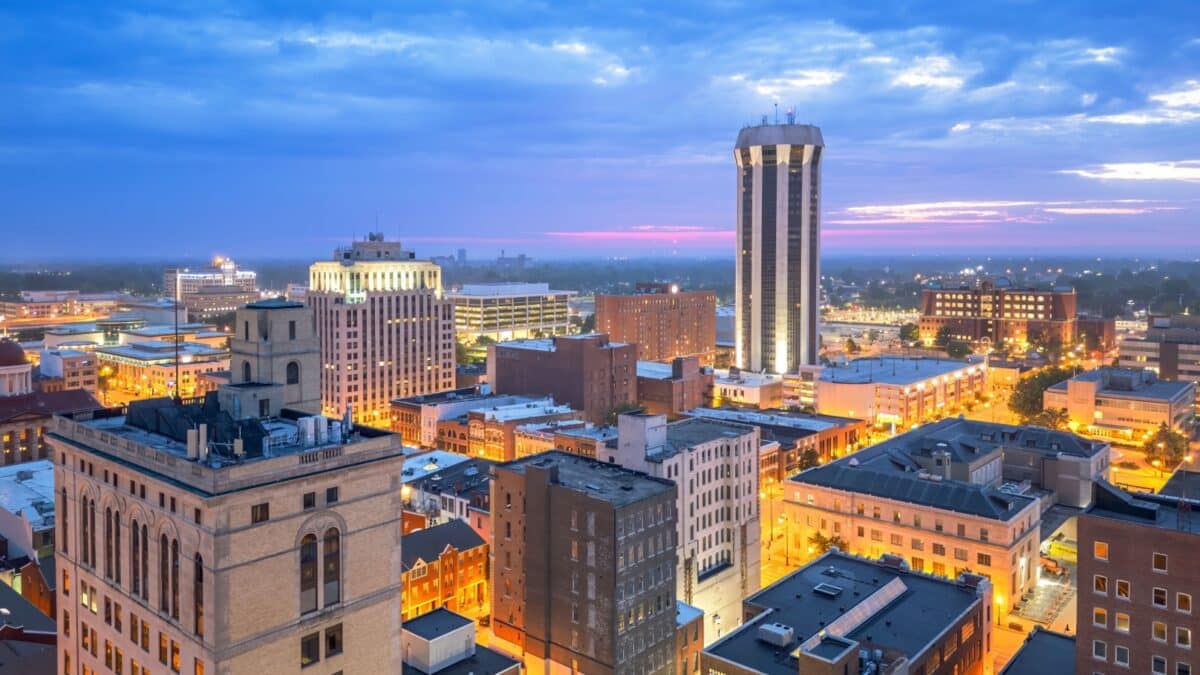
[0,389,101,424]
[402,519,485,571]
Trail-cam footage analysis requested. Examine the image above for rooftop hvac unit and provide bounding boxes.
[757,622,794,647]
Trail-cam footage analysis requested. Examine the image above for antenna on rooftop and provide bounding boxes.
[173,295,181,403]
[774,102,779,124]
[786,107,796,124]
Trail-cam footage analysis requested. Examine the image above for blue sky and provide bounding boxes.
[1,1,1198,260]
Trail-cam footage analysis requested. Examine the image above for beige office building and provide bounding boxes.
[52,300,406,675]
[308,234,456,426]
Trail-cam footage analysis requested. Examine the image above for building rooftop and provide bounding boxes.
[122,323,214,338]
[0,389,101,425]
[448,282,575,298]
[402,519,486,571]
[403,607,473,640]
[879,417,1107,461]
[636,361,677,380]
[392,386,494,407]
[499,451,674,507]
[496,333,629,353]
[689,407,861,435]
[819,356,981,386]
[704,551,982,675]
[402,451,473,484]
[1158,466,1200,499]
[0,580,56,674]
[713,369,781,387]
[0,460,55,534]
[735,123,824,149]
[406,457,493,505]
[244,298,303,310]
[1046,367,1194,402]
[96,341,227,363]
[645,417,755,462]
[1000,627,1076,675]
[402,609,519,675]
[676,600,703,627]
[1085,480,1200,534]
[471,398,575,423]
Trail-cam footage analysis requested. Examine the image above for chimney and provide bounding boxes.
[198,424,208,461]
[186,428,199,460]
[234,438,245,457]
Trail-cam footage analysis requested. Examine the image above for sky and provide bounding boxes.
[1,1,1198,261]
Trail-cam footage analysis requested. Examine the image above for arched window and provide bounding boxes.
[140,524,149,601]
[131,520,140,596]
[300,534,318,614]
[194,554,204,639]
[79,498,88,565]
[114,509,121,586]
[242,361,252,383]
[171,539,180,620]
[104,507,113,578]
[60,489,68,555]
[323,529,341,607]
[89,499,96,566]
[160,534,169,612]
[286,361,300,385]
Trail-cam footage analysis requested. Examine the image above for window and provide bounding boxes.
[1154,656,1167,674]
[325,624,343,657]
[933,543,945,556]
[289,321,297,340]
[1095,575,1109,594]
[251,503,269,524]
[1156,587,1169,608]
[1155,621,1168,642]
[326,487,339,504]
[301,633,320,667]
[1180,663,1192,675]
[1094,639,1107,660]
[323,529,341,606]
[1116,579,1130,600]
[1179,627,1192,649]
[1093,607,1108,627]
[171,640,180,673]
[286,361,300,385]
[1095,541,1109,560]
[303,493,316,510]
[193,555,204,639]
[159,634,168,665]
[977,553,992,567]
[242,361,252,383]
[1180,593,1193,614]
[1116,612,1130,633]
[1115,645,1130,666]
[159,535,169,612]
[1154,552,1168,573]
[300,534,318,614]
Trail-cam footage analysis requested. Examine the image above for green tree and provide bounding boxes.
[1144,424,1190,465]
[579,313,597,334]
[1027,408,1070,430]
[899,322,919,343]
[844,337,861,354]
[935,324,953,348]
[808,532,849,555]
[866,328,881,343]
[455,341,471,366]
[798,448,820,471]
[946,341,972,359]
[1008,366,1076,422]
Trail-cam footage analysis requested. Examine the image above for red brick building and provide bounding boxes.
[400,519,489,622]
[596,283,716,365]
[918,278,1077,349]
[636,357,713,418]
[487,333,636,425]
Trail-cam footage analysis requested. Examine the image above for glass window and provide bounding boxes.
[1115,645,1130,666]
[1095,575,1109,594]
[1153,656,1167,674]
[301,633,320,667]
[1094,640,1107,660]
[303,493,316,510]
[1116,612,1131,633]
[1117,579,1130,600]
[1156,588,1169,608]
[1154,552,1168,573]
[1093,607,1108,627]
[326,487,339,504]
[251,503,269,524]
[1179,627,1192,649]
[1180,593,1193,614]
[1155,621,1168,642]
[300,535,318,614]
[323,529,341,606]
[1095,541,1109,560]
[325,624,343,657]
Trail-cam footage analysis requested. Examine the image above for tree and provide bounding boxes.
[798,448,820,471]
[1027,408,1070,430]
[934,324,953,348]
[579,313,596,334]
[1144,424,1190,465]
[808,532,848,555]
[844,337,861,354]
[866,328,881,343]
[1008,366,1076,422]
[899,322,919,343]
[455,341,472,366]
[946,341,972,359]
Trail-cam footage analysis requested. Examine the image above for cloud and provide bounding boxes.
[833,199,1182,225]
[720,69,844,97]
[545,227,733,243]
[1081,47,1124,64]
[1062,161,1200,182]
[892,56,970,90]
[1150,80,1200,108]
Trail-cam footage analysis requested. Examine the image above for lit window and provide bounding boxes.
[1116,612,1131,633]
[1094,541,1109,560]
[1154,552,1168,573]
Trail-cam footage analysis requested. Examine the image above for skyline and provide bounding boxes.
[2,2,1199,259]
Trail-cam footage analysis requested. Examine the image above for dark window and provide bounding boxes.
[193,554,204,639]
[289,321,297,340]
[325,624,343,657]
[131,521,140,598]
[325,487,339,505]
[243,321,250,341]
[251,503,269,524]
[171,538,180,619]
[159,535,169,612]
[303,493,316,510]
[300,535,318,614]
[286,361,300,385]
[323,529,341,606]
[242,361,252,383]
[301,632,320,667]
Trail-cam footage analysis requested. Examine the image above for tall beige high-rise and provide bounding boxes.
[308,234,456,427]
[52,300,406,675]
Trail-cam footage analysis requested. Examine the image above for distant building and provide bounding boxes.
[1078,314,1117,352]
[918,277,1077,349]
[701,550,992,675]
[94,340,228,399]
[390,387,530,448]
[604,413,760,643]
[1119,314,1200,404]
[675,601,704,675]
[401,519,488,622]
[448,282,575,343]
[401,609,520,675]
[36,349,98,396]
[710,369,783,410]
[1044,367,1195,443]
[734,123,824,373]
[816,356,987,428]
[488,333,637,425]
[0,340,100,467]
[401,456,493,544]
[163,256,257,300]
[308,233,456,424]
[596,283,716,365]
[180,286,261,319]
[512,420,615,461]
[636,358,713,418]
[1076,481,1200,675]
[490,451,678,674]
[0,290,81,319]
[438,397,581,462]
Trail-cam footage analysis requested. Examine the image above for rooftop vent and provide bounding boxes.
[757,622,795,647]
[813,582,844,598]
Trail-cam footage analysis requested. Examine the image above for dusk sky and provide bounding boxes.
[2,1,1198,260]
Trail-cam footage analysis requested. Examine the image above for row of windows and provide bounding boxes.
[1092,640,1192,674]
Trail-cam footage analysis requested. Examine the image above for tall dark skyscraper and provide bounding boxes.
[734,122,823,373]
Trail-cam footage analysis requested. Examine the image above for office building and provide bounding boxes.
[918,277,1077,349]
[389,387,530,449]
[50,300,408,675]
[401,609,520,675]
[701,551,992,675]
[163,257,257,301]
[0,340,100,467]
[734,122,823,374]
[488,334,636,425]
[94,341,229,400]
[1044,367,1195,443]
[816,356,987,428]
[401,519,488,622]
[785,420,1045,606]
[603,413,760,642]
[36,349,99,396]
[438,397,580,462]
[710,369,783,410]
[1077,481,1200,675]
[180,286,261,320]
[491,451,678,675]
[1120,314,1200,402]
[448,282,575,343]
[636,358,712,418]
[512,421,616,461]
[595,284,717,365]
[308,233,456,425]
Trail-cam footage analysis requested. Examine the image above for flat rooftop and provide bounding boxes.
[96,341,227,362]
[636,361,676,380]
[448,282,575,298]
[879,416,1107,461]
[819,357,981,386]
[676,600,703,627]
[689,407,861,434]
[499,451,674,507]
[1159,466,1200,499]
[497,334,628,352]
[1046,367,1194,402]
[402,451,473,483]
[472,399,575,423]
[1000,628,1075,675]
[0,459,55,533]
[1085,480,1200,534]
[646,417,755,462]
[392,387,494,407]
[705,551,981,675]
[713,369,781,387]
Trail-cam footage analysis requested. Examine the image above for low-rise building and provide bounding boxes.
[1044,367,1196,444]
[0,580,56,673]
[1001,627,1076,675]
[637,358,713,418]
[0,459,56,616]
[180,286,261,319]
[0,341,101,467]
[448,282,576,343]
[512,421,616,460]
[401,519,489,621]
[710,369,783,409]
[1119,314,1200,404]
[675,601,704,675]
[401,456,493,544]
[401,609,520,675]
[390,387,530,448]
[816,356,987,428]
[94,340,229,399]
[36,349,98,396]
[701,551,993,675]
[438,398,581,462]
